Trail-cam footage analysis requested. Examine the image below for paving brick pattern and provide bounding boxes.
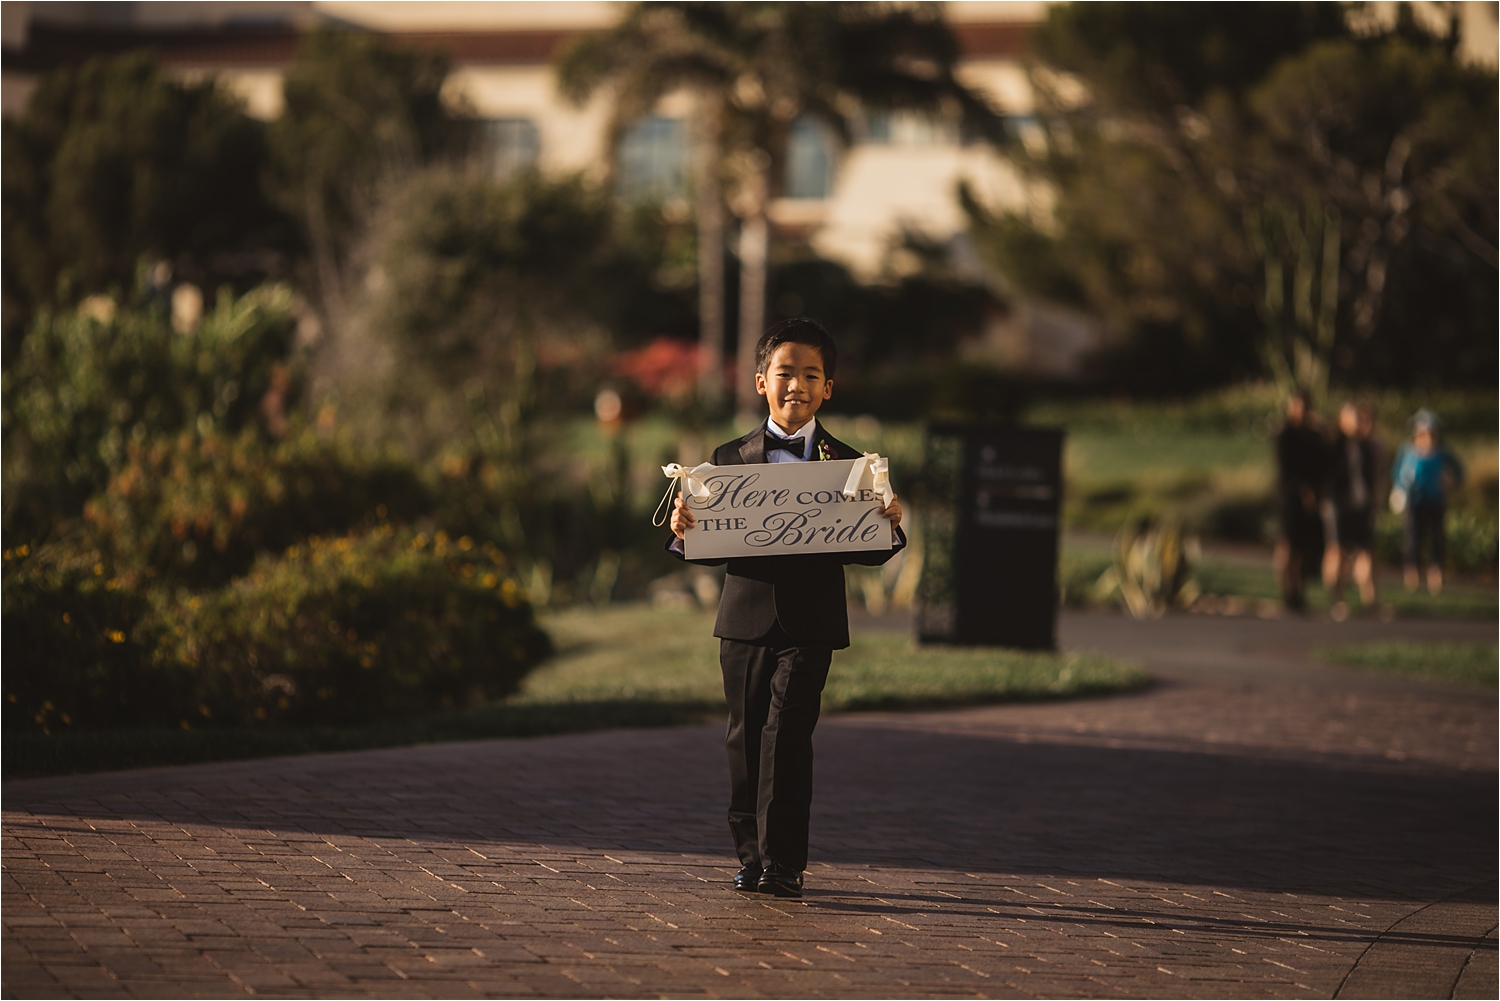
[4,613,1496,998]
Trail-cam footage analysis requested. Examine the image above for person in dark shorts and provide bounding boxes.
[1273,392,1327,612]
[1321,402,1381,617]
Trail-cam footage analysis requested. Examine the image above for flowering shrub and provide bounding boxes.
[3,528,550,731]
[84,427,430,588]
[2,542,187,732]
[612,337,703,401]
[160,526,551,726]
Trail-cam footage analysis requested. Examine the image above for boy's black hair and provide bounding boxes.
[755,317,837,379]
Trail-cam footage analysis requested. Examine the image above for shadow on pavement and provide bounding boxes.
[7,718,1495,906]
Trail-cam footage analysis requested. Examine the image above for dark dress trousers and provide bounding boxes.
[667,425,906,872]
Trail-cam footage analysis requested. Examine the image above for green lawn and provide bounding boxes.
[568,390,1495,576]
[5,604,1145,780]
[1061,536,1497,620]
[1315,641,1498,687]
[524,605,1147,711]
[1064,428,1271,491]
[1191,562,1497,619]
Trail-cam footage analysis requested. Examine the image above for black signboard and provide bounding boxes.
[916,424,1064,650]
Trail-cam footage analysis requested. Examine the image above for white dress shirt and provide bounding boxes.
[765,417,816,462]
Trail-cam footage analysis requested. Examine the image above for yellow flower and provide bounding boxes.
[106,630,126,643]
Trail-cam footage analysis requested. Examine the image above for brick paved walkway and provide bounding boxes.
[4,612,1496,998]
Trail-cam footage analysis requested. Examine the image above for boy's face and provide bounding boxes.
[756,342,832,432]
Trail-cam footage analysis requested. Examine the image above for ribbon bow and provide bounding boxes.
[842,452,894,506]
[653,462,714,527]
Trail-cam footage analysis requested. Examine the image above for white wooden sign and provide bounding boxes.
[669,457,895,560]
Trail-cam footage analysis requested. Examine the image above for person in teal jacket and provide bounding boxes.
[1390,409,1464,595]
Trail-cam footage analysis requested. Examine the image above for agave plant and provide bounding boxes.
[1093,517,1201,619]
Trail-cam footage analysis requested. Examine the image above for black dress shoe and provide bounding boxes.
[733,864,763,892]
[757,863,803,898]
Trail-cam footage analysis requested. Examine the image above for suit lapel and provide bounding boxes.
[738,426,767,465]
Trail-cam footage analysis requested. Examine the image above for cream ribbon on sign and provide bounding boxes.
[841,452,894,506]
[653,462,714,527]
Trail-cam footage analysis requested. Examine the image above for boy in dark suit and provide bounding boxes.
[667,318,905,898]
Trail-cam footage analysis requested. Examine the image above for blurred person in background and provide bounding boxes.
[1273,392,1327,612]
[1321,402,1381,618]
[1391,409,1464,596]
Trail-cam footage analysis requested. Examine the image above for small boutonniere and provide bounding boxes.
[816,439,837,462]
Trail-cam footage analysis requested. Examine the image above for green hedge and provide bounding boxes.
[1375,510,1498,574]
[2,284,299,537]
[3,527,551,732]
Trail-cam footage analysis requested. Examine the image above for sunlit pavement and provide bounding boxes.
[4,611,1495,999]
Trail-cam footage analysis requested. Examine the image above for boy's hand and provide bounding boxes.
[880,495,903,532]
[670,494,696,540]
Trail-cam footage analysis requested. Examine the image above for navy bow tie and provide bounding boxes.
[766,432,805,458]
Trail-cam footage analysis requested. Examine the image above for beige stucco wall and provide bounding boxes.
[445,64,613,176]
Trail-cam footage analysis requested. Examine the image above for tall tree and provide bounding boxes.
[265,28,468,331]
[557,1,998,414]
[693,92,728,404]
[1,53,284,350]
[966,3,1497,392]
[364,169,688,577]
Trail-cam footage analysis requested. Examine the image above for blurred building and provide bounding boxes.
[0,2,1104,375]
[5,2,1493,377]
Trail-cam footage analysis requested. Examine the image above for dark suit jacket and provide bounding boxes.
[666,424,906,649]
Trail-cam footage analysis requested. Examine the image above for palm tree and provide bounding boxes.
[558,2,999,414]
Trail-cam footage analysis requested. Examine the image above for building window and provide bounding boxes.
[618,116,687,202]
[859,110,958,146]
[960,111,1012,146]
[785,116,836,200]
[863,111,893,144]
[481,118,540,177]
